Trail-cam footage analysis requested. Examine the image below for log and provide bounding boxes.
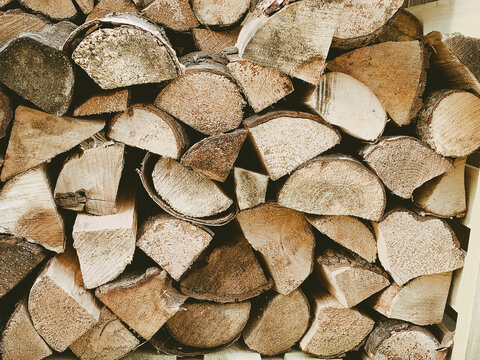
[95,268,186,340]
[328,40,428,126]
[73,89,130,117]
[227,60,294,113]
[234,167,268,210]
[375,9,422,43]
[306,215,377,263]
[136,213,213,281]
[141,0,199,31]
[192,27,241,53]
[370,272,452,326]
[0,0,13,8]
[1,299,52,360]
[204,343,261,360]
[242,289,310,355]
[0,9,50,45]
[284,351,338,360]
[74,0,94,14]
[18,0,77,20]
[302,71,387,142]
[237,202,315,294]
[361,136,453,199]
[416,89,480,157]
[1,106,105,181]
[278,155,386,221]
[0,87,13,139]
[299,287,374,358]
[86,0,139,21]
[243,111,341,180]
[373,208,465,285]
[108,104,189,159]
[191,0,249,27]
[28,249,101,352]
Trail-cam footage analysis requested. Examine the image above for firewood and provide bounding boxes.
[205,343,261,360]
[28,249,101,352]
[328,40,428,126]
[137,213,213,281]
[0,235,46,298]
[243,289,310,355]
[0,9,50,45]
[278,155,386,221]
[373,208,465,286]
[302,72,387,142]
[1,299,52,360]
[243,111,341,180]
[166,301,251,348]
[191,0,249,27]
[73,89,130,117]
[370,272,452,326]
[416,89,480,157]
[236,0,343,84]
[18,0,77,20]
[192,27,241,53]
[0,165,65,253]
[95,268,187,340]
[86,0,139,21]
[180,129,247,182]
[179,229,271,302]
[375,9,423,43]
[1,106,105,181]
[54,134,124,215]
[237,202,315,294]
[108,104,189,159]
[142,0,199,31]
[234,167,268,210]
[307,215,377,263]
[70,306,140,360]
[123,348,176,360]
[364,320,447,360]
[0,87,12,139]
[314,248,390,308]
[0,22,76,116]
[299,287,374,358]
[227,60,294,113]
[361,136,453,199]
[413,157,467,218]
[0,0,13,8]
[74,0,94,14]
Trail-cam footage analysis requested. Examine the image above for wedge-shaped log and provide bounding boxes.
[193,27,241,53]
[142,0,199,31]
[73,89,130,117]
[75,0,94,14]
[361,136,453,199]
[204,343,261,360]
[0,9,50,45]
[19,0,77,20]
[278,155,386,221]
[192,0,249,27]
[234,167,268,210]
[328,40,428,126]
[86,0,139,21]
[284,350,339,360]
[0,88,12,139]
[244,111,340,180]
[375,9,423,43]
[373,208,465,285]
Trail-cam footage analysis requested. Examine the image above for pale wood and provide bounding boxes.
[0,0,13,8]
[204,343,261,360]
[86,0,139,21]
[234,167,268,210]
[95,268,186,340]
[0,9,50,45]
[123,348,176,360]
[284,351,339,359]
[375,9,423,43]
[28,249,101,352]
[142,0,199,31]
[74,0,94,14]
[244,111,341,180]
[192,0,249,27]
[73,89,130,116]
[192,27,241,53]
[0,87,12,140]
[19,0,77,20]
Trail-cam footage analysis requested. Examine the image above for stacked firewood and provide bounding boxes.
[0,0,479,359]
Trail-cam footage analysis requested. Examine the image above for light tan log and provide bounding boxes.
[108,104,189,159]
[73,89,130,116]
[19,0,77,20]
[284,351,338,359]
[0,0,13,8]
[86,0,139,21]
[74,0,94,14]
[142,0,199,31]
[204,343,261,360]
[0,87,13,139]
[234,167,268,210]
[416,89,480,157]
[137,213,213,281]
[191,0,249,27]
[28,249,101,352]
[243,111,340,180]
[0,9,50,45]
[95,268,186,340]
[192,27,241,53]
[375,9,422,43]
[278,155,386,221]
[361,136,453,199]
[328,40,428,126]
[373,208,465,286]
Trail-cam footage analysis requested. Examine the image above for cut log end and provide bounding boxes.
[192,27,241,53]
[18,0,77,20]
[191,0,249,27]
[142,0,199,31]
[234,167,269,210]
[73,89,130,117]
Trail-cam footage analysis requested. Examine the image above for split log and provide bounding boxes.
[73,89,130,117]
[302,72,387,142]
[0,0,13,8]
[0,87,13,139]
[243,111,341,180]
[180,129,247,182]
[0,9,50,45]
[364,320,447,360]
[416,89,480,157]
[413,157,467,218]
[284,351,339,360]
[0,22,76,116]
[191,0,249,27]
[0,165,65,253]
[1,299,52,360]
[373,208,465,285]
[192,27,241,53]
[123,348,176,360]
[328,40,428,126]
[237,202,315,294]
[243,289,310,355]
[361,136,453,199]
[70,306,140,360]
[314,248,390,308]
[74,0,94,14]
[307,215,377,263]
[278,155,386,221]
[299,287,374,358]
[0,235,46,298]
[108,104,189,159]
[54,133,124,215]
[137,213,213,281]
[227,60,294,113]
[28,249,101,352]
[204,343,261,360]
[234,167,268,210]
[18,0,77,20]
[375,9,422,43]
[142,0,199,31]
[1,106,105,181]
[179,229,271,302]
[86,0,139,21]
[370,272,452,326]
[95,268,186,340]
